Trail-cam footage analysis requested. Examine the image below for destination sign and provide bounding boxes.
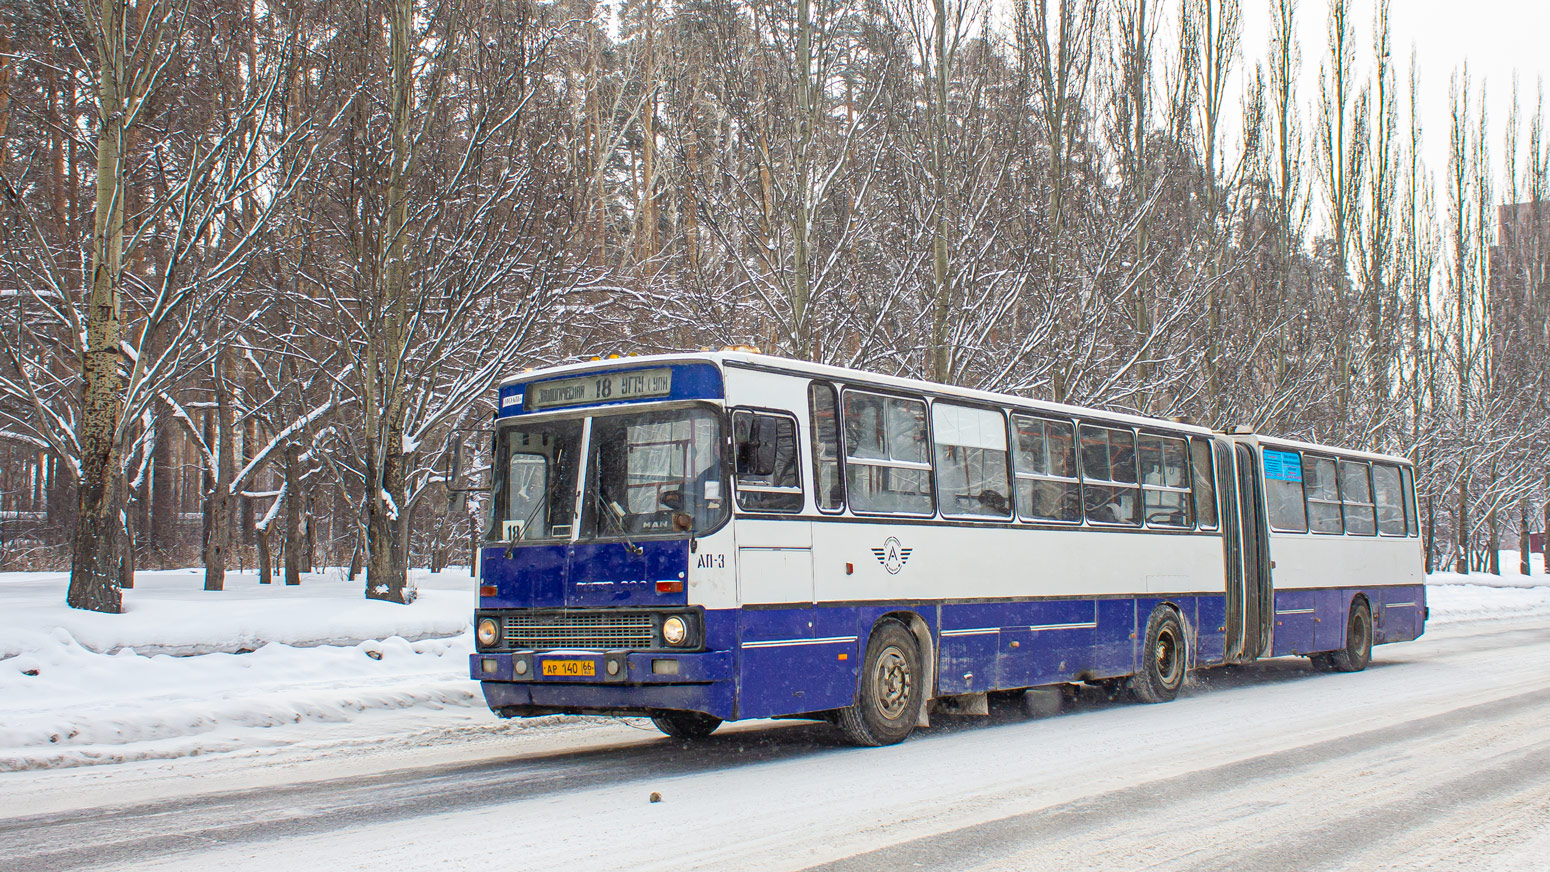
[527,368,673,410]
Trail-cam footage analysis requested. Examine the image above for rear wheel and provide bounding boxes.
[650,711,722,739]
[834,620,923,746]
[1129,607,1186,703]
[1326,598,1373,673]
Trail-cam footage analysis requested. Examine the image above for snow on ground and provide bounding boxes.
[0,559,1546,775]
[0,567,480,771]
[1426,552,1550,621]
[0,566,471,659]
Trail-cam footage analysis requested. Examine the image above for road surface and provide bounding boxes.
[3,611,1548,872]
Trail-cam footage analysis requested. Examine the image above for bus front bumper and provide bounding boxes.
[471,649,735,720]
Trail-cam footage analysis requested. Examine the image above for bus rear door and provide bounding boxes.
[1231,443,1274,661]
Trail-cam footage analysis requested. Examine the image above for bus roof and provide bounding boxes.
[501,351,1218,436]
[1240,433,1414,467]
[501,353,1414,462]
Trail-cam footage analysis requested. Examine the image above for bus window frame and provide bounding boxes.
[1302,453,1344,535]
[1189,436,1220,532]
[1262,446,1310,534]
[839,387,937,518]
[1401,465,1419,537]
[1077,421,1142,528]
[808,381,846,515]
[1009,412,1083,526]
[1338,459,1378,537]
[1137,429,1195,530]
[730,406,805,514]
[930,400,1014,521]
[1371,462,1408,537]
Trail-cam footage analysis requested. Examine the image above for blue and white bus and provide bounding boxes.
[470,351,1425,745]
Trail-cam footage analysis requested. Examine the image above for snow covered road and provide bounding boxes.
[3,605,1549,871]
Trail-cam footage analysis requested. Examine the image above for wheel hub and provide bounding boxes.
[875,645,912,719]
[1156,631,1180,684]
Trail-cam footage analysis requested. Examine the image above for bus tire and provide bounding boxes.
[834,620,923,746]
[650,711,722,739]
[1129,607,1186,704]
[1326,598,1373,673]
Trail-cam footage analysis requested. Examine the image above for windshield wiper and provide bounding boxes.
[594,488,643,555]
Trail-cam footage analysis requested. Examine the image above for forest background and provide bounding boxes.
[0,0,1546,612]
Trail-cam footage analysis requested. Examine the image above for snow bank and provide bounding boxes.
[1423,552,1550,622]
[0,566,472,659]
[0,567,479,771]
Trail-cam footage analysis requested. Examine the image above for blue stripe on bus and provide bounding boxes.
[476,584,1426,722]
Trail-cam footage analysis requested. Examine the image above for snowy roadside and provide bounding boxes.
[0,564,1546,773]
[0,568,479,771]
[0,567,472,659]
[1426,552,1550,623]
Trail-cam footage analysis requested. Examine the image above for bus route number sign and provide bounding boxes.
[527,368,673,410]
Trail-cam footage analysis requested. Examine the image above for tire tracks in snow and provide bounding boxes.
[805,686,1550,872]
[0,721,834,872]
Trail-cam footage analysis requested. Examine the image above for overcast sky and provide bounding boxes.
[1238,0,1549,211]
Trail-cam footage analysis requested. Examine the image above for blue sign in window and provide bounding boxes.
[1263,448,1303,482]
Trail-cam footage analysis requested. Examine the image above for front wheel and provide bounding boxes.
[834,620,923,746]
[1129,607,1186,703]
[651,711,722,739]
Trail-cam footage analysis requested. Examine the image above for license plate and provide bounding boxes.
[541,659,595,677]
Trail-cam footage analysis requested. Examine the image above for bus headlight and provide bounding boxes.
[477,618,500,648]
[662,616,689,647]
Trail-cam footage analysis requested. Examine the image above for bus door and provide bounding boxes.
[1216,441,1246,662]
[1233,444,1273,660]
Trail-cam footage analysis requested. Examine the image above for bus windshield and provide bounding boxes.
[581,407,726,538]
[489,406,726,543]
[489,418,583,542]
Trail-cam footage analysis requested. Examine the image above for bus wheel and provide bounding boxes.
[835,620,923,746]
[651,711,722,739]
[1130,607,1186,704]
[1326,598,1373,673]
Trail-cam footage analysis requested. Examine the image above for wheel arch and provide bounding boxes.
[874,610,934,725]
[1348,590,1373,634]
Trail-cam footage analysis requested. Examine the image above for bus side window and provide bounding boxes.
[1262,448,1308,532]
[732,410,803,513]
[1303,456,1343,534]
[1011,414,1081,523]
[1401,466,1419,537]
[1339,460,1377,536]
[1371,463,1406,536]
[809,383,844,512]
[842,390,934,515]
[931,403,1011,519]
[1139,433,1193,528]
[1078,424,1140,526]
[1189,438,1218,530]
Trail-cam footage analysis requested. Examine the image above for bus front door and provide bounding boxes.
[1233,443,1273,661]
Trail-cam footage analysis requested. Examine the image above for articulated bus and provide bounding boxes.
[470,351,1426,745]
